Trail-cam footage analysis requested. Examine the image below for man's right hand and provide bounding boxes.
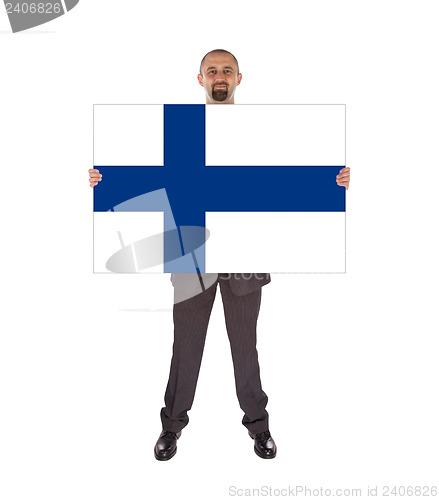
[89,169,102,187]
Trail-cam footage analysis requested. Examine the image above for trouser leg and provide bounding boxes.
[218,276,269,435]
[160,280,218,433]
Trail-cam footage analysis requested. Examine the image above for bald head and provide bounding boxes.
[197,49,242,104]
[199,49,240,77]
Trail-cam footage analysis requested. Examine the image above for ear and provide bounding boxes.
[237,73,242,86]
[197,74,204,87]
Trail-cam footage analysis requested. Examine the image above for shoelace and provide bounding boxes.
[162,431,178,439]
[255,430,270,440]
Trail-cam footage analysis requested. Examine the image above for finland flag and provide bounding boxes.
[93,104,345,273]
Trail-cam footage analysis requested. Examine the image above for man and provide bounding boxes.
[88,49,351,461]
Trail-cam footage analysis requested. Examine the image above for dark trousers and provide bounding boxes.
[160,274,269,435]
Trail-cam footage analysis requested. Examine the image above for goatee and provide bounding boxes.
[212,87,228,102]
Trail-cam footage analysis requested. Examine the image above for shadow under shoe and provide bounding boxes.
[154,430,182,461]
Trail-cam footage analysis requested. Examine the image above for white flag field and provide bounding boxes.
[93,104,346,273]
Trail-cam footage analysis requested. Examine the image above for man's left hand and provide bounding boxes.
[336,167,350,190]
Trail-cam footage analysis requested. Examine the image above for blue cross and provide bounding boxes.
[94,104,345,272]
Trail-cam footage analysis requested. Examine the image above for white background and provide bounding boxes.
[1,1,438,499]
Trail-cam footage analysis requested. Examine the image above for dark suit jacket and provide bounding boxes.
[171,273,270,297]
[226,273,271,296]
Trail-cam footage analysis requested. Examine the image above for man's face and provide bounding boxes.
[197,53,242,104]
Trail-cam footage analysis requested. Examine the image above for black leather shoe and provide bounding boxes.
[154,430,182,461]
[249,430,277,459]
